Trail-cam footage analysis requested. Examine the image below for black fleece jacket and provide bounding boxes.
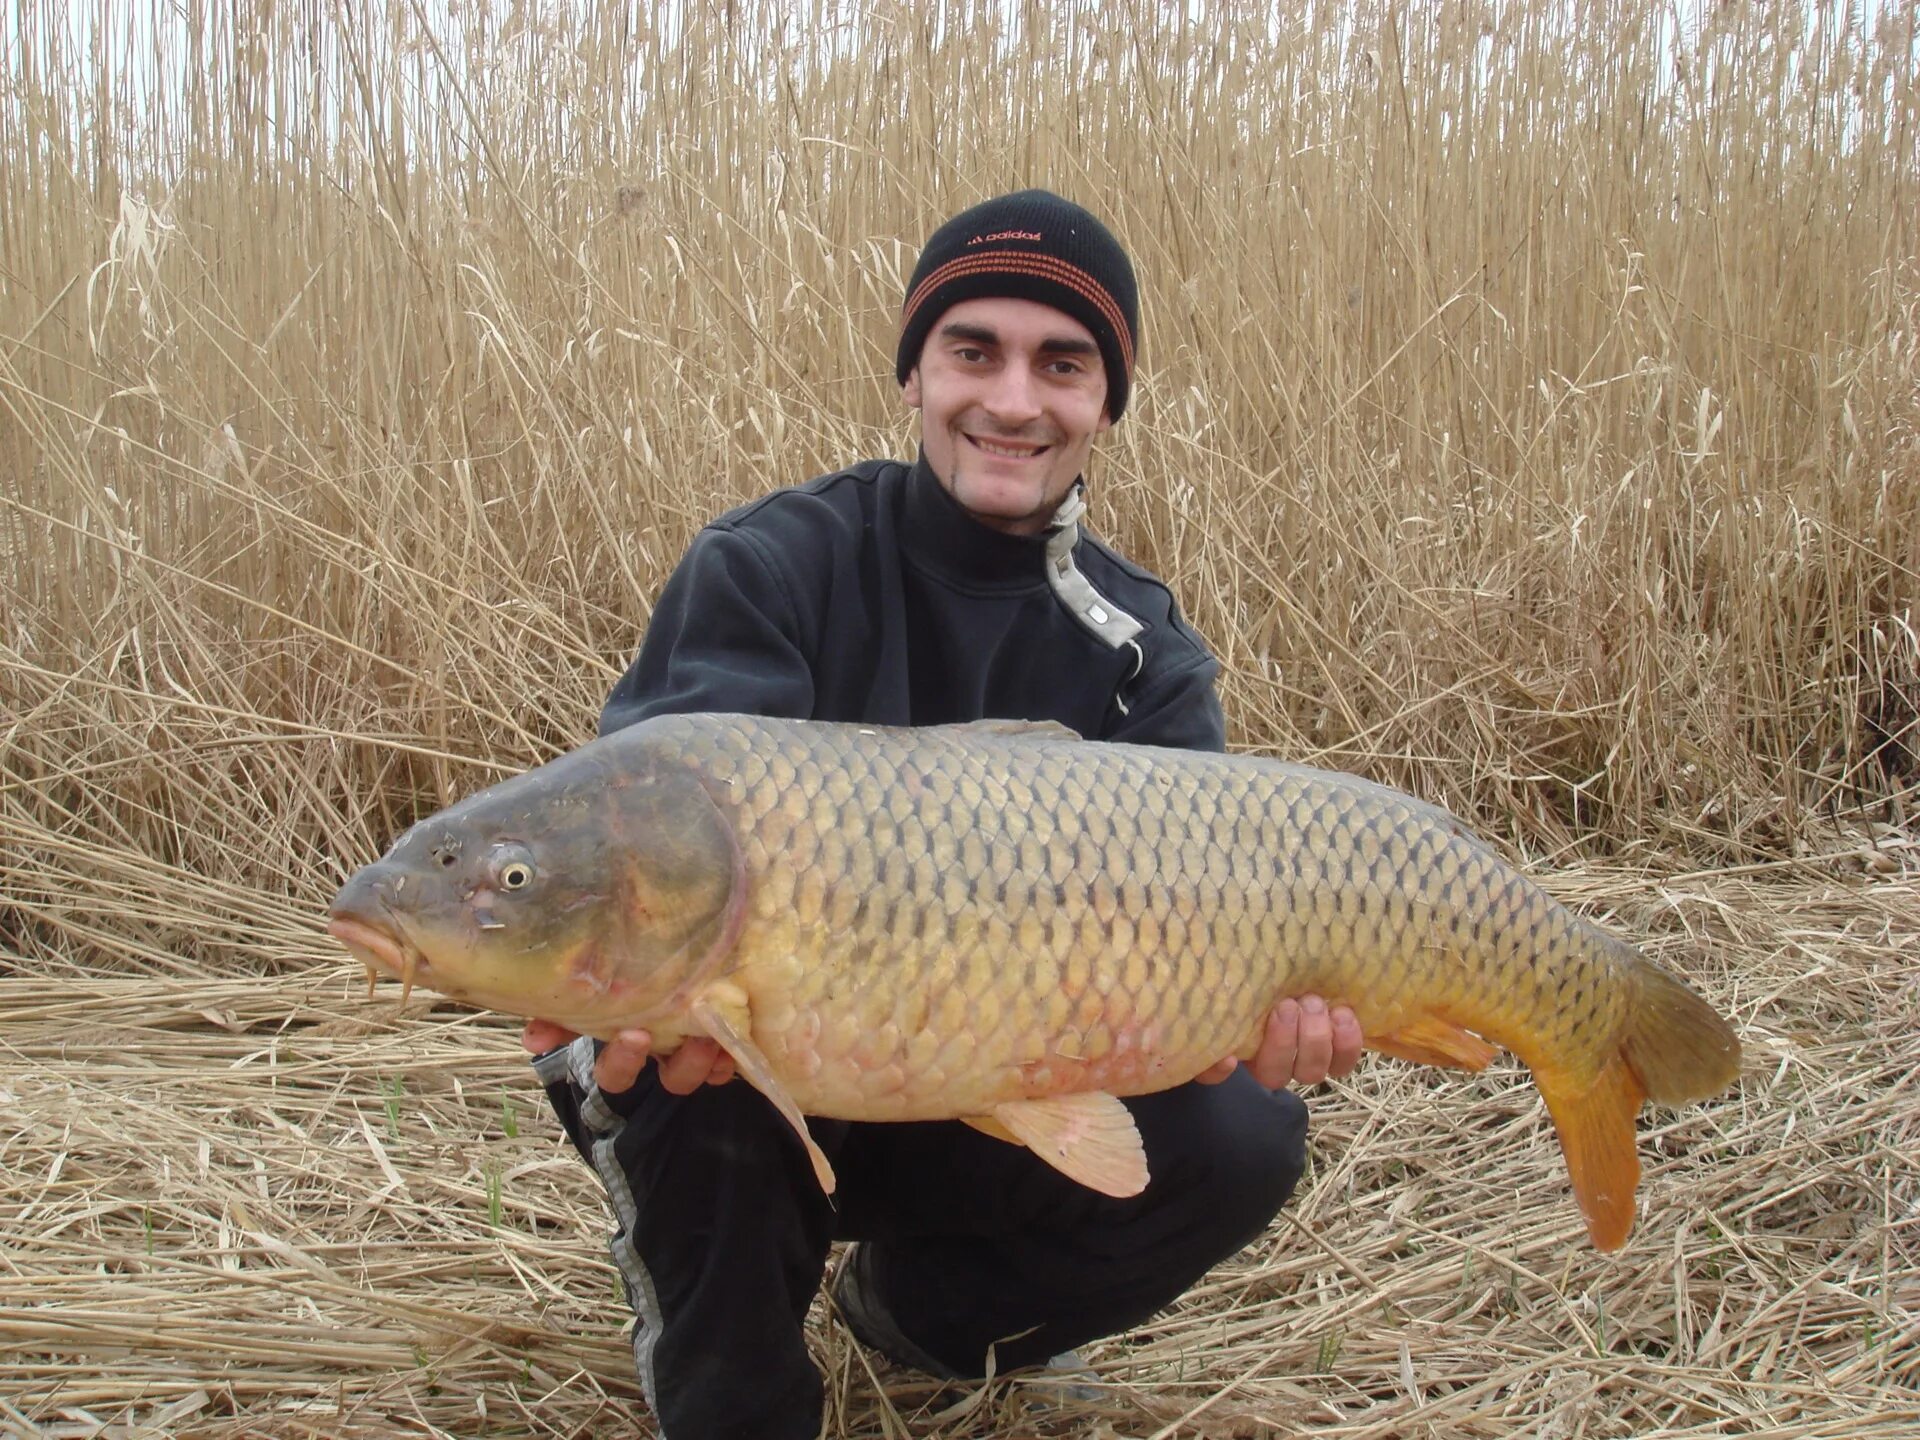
[599,455,1225,752]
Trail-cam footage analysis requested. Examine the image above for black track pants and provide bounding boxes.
[537,1039,1308,1440]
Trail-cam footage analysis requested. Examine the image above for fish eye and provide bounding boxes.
[489,844,537,891]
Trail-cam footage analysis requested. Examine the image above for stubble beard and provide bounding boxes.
[945,424,1073,534]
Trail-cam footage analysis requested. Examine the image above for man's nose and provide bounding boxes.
[981,362,1044,424]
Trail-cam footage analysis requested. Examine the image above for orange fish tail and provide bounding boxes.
[1534,1052,1644,1250]
[1533,941,1741,1250]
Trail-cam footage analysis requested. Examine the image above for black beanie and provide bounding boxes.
[897,189,1141,421]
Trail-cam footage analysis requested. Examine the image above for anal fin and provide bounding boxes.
[690,983,837,1196]
[1370,1014,1499,1072]
[991,1092,1148,1198]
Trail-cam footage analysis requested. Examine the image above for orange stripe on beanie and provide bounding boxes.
[897,190,1140,420]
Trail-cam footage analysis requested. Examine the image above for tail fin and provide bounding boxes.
[1536,946,1741,1251]
[1615,944,1743,1104]
[1536,1053,1644,1251]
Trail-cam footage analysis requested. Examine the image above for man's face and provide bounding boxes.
[903,296,1112,536]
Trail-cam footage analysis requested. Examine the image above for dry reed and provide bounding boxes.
[3,0,1917,1434]
[1,864,1915,1436]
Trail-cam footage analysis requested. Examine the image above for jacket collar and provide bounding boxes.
[900,452,1065,591]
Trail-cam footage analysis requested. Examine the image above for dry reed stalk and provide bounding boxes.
[4,4,1916,955]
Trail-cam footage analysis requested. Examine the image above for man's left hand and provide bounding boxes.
[1195,995,1363,1089]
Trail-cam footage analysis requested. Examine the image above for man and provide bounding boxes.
[524,190,1363,1439]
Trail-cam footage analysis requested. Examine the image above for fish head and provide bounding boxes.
[327,742,742,1035]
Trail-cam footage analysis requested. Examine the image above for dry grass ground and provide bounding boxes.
[2,860,1916,1437]
[4,0,1919,1435]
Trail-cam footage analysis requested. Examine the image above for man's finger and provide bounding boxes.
[1293,995,1335,1085]
[521,1018,576,1055]
[1250,997,1302,1089]
[706,1052,737,1086]
[1194,1056,1238,1085]
[1328,1006,1364,1079]
[657,1036,720,1095]
[595,1028,654,1093]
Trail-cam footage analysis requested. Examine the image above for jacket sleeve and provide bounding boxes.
[1103,650,1228,753]
[598,525,817,737]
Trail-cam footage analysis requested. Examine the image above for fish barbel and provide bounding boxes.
[327,712,1740,1249]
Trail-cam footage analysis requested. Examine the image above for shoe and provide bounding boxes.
[1018,1351,1104,1406]
[831,1248,1106,1402]
[829,1244,963,1380]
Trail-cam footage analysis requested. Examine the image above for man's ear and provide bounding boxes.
[902,367,922,410]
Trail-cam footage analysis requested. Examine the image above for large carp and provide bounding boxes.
[327,712,1740,1250]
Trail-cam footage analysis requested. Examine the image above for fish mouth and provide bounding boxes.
[327,914,426,1004]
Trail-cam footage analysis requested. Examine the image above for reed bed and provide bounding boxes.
[3,0,1918,1434]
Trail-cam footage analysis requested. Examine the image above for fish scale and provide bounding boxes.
[695,714,1568,1108]
[328,711,1742,1250]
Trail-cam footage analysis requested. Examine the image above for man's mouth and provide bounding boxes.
[967,435,1051,460]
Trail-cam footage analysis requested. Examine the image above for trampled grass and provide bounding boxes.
[2,1,1917,1434]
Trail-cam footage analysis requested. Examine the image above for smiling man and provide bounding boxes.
[528,190,1362,1440]
[905,297,1111,530]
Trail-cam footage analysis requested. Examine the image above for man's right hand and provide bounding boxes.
[1191,995,1363,1089]
[522,1019,738,1095]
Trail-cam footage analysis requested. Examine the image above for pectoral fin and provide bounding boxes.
[1369,1014,1499,1072]
[689,983,836,1195]
[990,1092,1149,1198]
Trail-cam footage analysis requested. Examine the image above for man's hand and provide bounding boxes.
[1195,995,1363,1089]
[521,1019,737,1096]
